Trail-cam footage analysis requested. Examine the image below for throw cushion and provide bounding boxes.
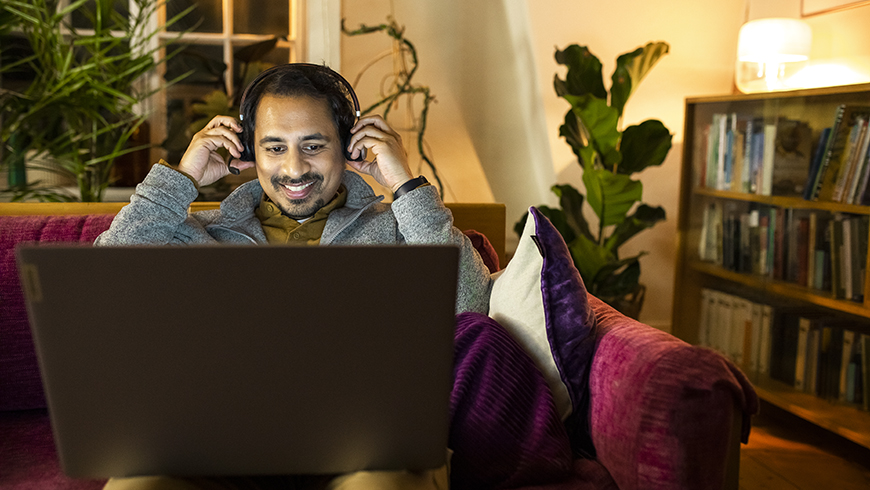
[450,312,574,489]
[488,207,597,454]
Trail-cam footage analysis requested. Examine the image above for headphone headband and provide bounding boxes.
[238,63,361,121]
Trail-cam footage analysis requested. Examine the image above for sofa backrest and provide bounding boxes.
[0,202,505,412]
[0,213,117,411]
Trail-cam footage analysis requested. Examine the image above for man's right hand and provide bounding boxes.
[177,116,255,187]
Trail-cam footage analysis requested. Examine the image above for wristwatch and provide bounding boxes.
[393,176,430,200]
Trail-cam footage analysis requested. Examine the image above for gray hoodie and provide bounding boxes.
[95,164,492,313]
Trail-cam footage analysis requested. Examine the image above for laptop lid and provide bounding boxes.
[16,244,458,479]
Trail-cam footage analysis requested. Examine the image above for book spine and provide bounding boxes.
[840,330,856,402]
[762,124,778,196]
[811,105,847,200]
[796,318,811,391]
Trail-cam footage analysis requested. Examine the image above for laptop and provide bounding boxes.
[16,244,459,479]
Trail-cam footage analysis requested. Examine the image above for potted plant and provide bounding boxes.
[516,42,671,318]
[0,0,189,202]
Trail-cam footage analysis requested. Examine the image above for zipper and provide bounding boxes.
[321,196,383,245]
[205,224,259,244]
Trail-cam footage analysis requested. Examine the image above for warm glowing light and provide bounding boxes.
[785,63,870,89]
[735,18,812,93]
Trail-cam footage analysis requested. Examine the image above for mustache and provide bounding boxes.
[272,172,324,187]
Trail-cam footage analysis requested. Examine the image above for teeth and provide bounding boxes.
[283,181,313,192]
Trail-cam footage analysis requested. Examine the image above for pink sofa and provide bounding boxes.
[0,205,757,489]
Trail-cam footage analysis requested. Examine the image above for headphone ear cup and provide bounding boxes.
[239,141,255,162]
[343,131,366,162]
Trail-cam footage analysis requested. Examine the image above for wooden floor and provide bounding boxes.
[740,402,870,490]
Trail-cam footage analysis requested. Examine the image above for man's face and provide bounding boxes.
[253,94,347,220]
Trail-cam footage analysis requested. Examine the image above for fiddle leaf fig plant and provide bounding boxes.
[517,42,671,318]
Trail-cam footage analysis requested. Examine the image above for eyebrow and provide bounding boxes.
[258,133,330,145]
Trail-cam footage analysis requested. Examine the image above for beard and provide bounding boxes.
[270,172,326,220]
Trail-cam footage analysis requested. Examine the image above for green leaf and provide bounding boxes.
[189,90,237,134]
[610,42,669,117]
[562,94,620,160]
[551,184,594,242]
[567,233,613,287]
[536,205,576,245]
[554,44,607,99]
[558,110,587,162]
[593,255,643,298]
[513,206,576,246]
[582,161,642,227]
[618,119,672,174]
[603,204,666,254]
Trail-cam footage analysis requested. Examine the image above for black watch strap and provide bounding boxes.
[393,176,429,200]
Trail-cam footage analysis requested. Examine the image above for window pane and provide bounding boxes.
[233,0,289,36]
[164,44,227,86]
[233,47,290,87]
[166,0,223,33]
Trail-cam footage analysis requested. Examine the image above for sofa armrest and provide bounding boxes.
[586,295,757,490]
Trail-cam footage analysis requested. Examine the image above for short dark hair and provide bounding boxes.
[239,64,356,160]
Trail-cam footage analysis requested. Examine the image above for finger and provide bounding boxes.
[346,125,397,156]
[197,126,244,154]
[351,115,399,137]
[205,115,242,132]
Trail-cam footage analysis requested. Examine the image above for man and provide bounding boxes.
[95,64,491,315]
[97,65,573,490]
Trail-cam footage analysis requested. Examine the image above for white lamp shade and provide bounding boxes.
[738,18,812,64]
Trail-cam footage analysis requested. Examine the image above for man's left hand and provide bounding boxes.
[346,115,414,192]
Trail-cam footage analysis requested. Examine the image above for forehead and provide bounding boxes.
[255,95,337,135]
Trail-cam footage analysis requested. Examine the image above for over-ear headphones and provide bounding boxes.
[230,63,365,174]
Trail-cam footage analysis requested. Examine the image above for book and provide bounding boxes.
[840,330,856,402]
[758,303,774,375]
[803,127,832,200]
[815,106,870,201]
[842,216,853,301]
[770,119,813,197]
[806,212,818,289]
[829,216,845,299]
[831,118,867,202]
[806,327,821,395]
[698,288,715,347]
[862,334,870,411]
[749,301,763,373]
[761,124,778,196]
[795,317,812,391]
[854,144,870,205]
[751,120,766,194]
[770,311,801,385]
[730,296,752,365]
[819,326,844,400]
[846,119,870,203]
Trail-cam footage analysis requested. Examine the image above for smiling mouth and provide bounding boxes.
[282,181,314,192]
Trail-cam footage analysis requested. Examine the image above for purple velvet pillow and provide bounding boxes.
[488,207,597,455]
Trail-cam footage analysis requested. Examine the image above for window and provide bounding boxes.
[156,0,300,165]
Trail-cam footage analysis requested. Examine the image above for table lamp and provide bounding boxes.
[736,18,812,93]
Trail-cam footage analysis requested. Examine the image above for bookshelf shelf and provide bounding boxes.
[674,85,870,451]
[692,187,870,215]
[689,260,870,318]
[751,373,870,449]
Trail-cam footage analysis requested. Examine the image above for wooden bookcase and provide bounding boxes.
[672,83,870,449]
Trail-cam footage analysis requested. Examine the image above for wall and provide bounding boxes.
[339,0,748,330]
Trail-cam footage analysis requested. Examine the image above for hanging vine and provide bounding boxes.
[341,17,443,197]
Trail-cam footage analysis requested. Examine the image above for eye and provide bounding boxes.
[302,144,324,153]
[265,145,286,155]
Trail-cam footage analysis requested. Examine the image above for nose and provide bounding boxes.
[282,148,311,180]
